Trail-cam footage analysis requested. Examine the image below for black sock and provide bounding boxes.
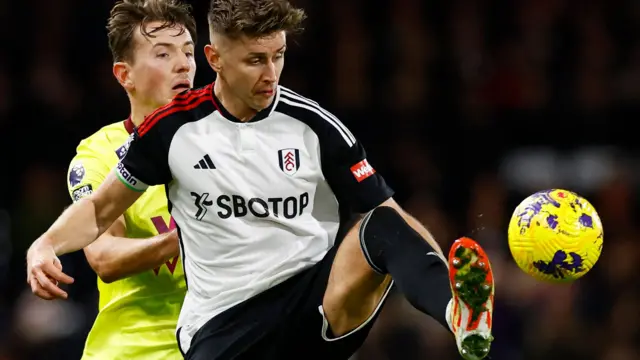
[360,206,452,330]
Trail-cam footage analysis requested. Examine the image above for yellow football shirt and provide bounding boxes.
[67,119,186,360]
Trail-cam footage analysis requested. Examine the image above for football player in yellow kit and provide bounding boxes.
[64,1,196,358]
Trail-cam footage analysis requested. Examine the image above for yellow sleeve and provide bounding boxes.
[67,138,113,202]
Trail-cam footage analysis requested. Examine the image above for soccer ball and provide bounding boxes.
[507,189,603,282]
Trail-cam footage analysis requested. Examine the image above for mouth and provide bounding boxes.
[172,82,191,91]
[257,89,274,96]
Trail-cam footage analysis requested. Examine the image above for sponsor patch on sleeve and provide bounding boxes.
[71,184,93,202]
[69,162,86,187]
[350,159,376,182]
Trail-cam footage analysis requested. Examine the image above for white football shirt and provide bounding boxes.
[117,83,394,352]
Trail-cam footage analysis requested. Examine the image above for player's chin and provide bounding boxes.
[171,88,189,97]
[253,93,274,108]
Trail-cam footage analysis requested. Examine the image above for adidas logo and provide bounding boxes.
[194,154,216,169]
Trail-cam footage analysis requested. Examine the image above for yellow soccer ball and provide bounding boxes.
[507,189,603,282]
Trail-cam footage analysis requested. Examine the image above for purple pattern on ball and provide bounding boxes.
[579,214,593,228]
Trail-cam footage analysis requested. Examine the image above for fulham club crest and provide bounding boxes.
[278,148,300,176]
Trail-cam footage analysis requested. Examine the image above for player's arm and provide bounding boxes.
[84,217,178,283]
[27,173,143,299]
[64,142,179,283]
[52,172,144,254]
[27,121,173,299]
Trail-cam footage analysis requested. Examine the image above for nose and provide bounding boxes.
[262,60,277,83]
[175,52,192,73]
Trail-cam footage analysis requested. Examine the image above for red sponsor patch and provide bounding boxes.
[350,159,375,182]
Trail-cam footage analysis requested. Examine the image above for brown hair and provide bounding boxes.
[208,0,306,39]
[107,0,197,62]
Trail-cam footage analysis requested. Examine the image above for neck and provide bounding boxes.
[214,79,257,122]
[129,99,160,127]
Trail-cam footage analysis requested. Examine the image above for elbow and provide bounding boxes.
[96,268,119,284]
[84,249,120,284]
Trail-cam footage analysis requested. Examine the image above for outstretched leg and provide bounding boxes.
[323,203,494,360]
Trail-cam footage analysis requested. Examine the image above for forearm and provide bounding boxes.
[87,231,179,283]
[38,173,141,256]
[36,197,104,255]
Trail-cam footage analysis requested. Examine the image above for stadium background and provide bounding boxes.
[0,0,638,359]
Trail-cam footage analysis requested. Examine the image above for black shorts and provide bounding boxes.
[184,244,393,360]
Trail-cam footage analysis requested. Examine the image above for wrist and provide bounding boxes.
[158,231,180,259]
[36,235,55,250]
[29,235,57,257]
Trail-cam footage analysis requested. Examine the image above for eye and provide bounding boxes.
[248,58,262,65]
[185,51,194,57]
[275,52,284,59]
[157,53,169,58]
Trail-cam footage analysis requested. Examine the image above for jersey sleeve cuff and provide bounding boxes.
[114,163,149,192]
[354,187,395,213]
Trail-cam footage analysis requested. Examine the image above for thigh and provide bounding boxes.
[278,234,392,359]
[322,215,394,337]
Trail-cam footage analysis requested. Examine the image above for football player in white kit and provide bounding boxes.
[27,0,495,359]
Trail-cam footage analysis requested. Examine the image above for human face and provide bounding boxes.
[115,21,196,108]
[206,31,286,112]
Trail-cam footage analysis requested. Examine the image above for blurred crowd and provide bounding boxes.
[1,0,638,359]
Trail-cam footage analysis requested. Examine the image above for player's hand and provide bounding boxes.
[26,242,74,300]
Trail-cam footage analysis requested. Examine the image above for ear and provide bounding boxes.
[204,44,222,73]
[113,62,134,91]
